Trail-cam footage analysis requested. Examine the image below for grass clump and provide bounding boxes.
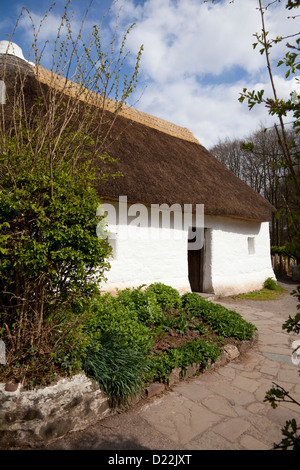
[236,277,287,301]
[264,277,279,290]
[83,332,148,408]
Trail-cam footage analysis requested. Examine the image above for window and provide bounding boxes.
[248,237,255,255]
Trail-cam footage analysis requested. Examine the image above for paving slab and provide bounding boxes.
[213,417,251,442]
[140,394,222,446]
[240,434,270,450]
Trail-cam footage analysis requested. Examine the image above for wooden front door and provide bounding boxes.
[188,228,205,292]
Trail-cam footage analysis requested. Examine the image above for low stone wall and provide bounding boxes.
[0,373,111,449]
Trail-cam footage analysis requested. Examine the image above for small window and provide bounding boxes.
[248,237,255,255]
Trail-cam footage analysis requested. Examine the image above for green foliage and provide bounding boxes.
[200,303,257,340]
[0,164,110,293]
[181,292,257,340]
[264,382,300,450]
[84,292,155,354]
[0,0,144,387]
[264,277,279,290]
[271,245,289,257]
[146,282,182,311]
[0,161,111,366]
[81,284,257,400]
[83,332,148,408]
[275,419,300,450]
[159,309,192,335]
[181,292,209,318]
[271,241,300,264]
[146,339,222,383]
[283,286,300,335]
[116,286,164,325]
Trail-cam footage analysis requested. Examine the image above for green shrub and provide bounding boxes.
[146,339,222,382]
[0,166,111,384]
[181,292,207,318]
[83,332,148,407]
[84,293,154,354]
[181,292,256,340]
[264,277,279,290]
[146,283,182,311]
[116,286,163,325]
[200,303,257,340]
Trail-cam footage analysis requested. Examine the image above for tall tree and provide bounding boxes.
[210,126,299,246]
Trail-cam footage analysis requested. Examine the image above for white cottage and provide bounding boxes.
[0,42,276,296]
[95,116,276,296]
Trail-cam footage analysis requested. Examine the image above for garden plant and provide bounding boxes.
[80,283,257,407]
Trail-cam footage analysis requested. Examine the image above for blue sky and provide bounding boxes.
[0,0,298,148]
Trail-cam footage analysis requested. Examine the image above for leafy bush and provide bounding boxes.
[146,282,182,311]
[181,292,208,318]
[84,292,154,354]
[116,286,163,325]
[264,277,279,290]
[181,292,256,340]
[146,339,222,383]
[201,303,257,340]
[0,0,143,388]
[0,163,111,385]
[83,332,148,407]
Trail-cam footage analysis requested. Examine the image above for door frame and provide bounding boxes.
[187,227,205,292]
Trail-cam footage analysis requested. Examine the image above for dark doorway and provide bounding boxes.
[187,227,205,292]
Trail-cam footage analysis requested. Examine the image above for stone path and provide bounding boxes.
[46,281,300,451]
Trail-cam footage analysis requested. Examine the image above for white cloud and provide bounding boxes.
[115,0,268,79]
[113,0,298,147]
[4,0,297,148]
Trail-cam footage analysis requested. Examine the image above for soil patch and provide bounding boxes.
[150,318,234,355]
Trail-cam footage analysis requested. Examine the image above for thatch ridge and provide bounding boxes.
[33,64,199,144]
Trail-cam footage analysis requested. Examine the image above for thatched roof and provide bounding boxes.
[97,113,275,222]
[0,52,276,222]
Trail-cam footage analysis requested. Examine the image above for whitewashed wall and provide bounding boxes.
[98,200,191,291]
[204,216,275,297]
[98,200,275,296]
